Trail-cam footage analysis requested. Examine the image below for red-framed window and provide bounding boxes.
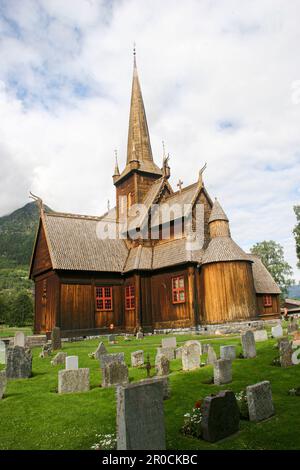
[263,295,272,307]
[172,276,186,304]
[95,286,113,311]
[125,285,135,310]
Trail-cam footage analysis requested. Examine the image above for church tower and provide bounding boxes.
[113,49,162,221]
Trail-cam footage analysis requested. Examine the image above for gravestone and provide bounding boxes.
[14,331,26,348]
[51,352,67,366]
[26,335,47,348]
[241,331,256,358]
[140,376,170,400]
[271,324,283,338]
[185,340,202,355]
[117,380,166,450]
[161,337,177,349]
[182,342,200,371]
[254,330,268,342]
[292,346,300,365]
[100,352,125,370]
[58,368,90,394]
[0,370,7,399]
[155,354,170,376]
[6,346,32,379]
[136,332,144,340]
[214,359,232,385]
[108,334,116,343]
[206,345,217,365]
[51,327,62,350]
[220,345,236,361]
[0,340,6,364]
[93,342,107,360]
[156,347,175,361]
[102,362,129,388]
[131,350,144,367]
[175,347,182,359]
[201,390,240,443]
[288,318,299,334]
[279,339,293,367]
[39,343,52,358]
[246,381,274,422]
[66,356,79,370]
[201,343,209,355]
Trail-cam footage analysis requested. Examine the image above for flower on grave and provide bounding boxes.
[181,405,203,439]
[91,433,116,450]
[194,400,202,409]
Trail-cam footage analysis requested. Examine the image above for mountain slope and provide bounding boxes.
[0,202,52,268]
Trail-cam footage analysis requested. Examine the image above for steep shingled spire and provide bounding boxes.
[123,48,162,175]
[112,150,120,183]
[209,198,229,224]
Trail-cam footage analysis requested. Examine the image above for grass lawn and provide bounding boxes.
[0,325,33,338]
[0,333,300,450]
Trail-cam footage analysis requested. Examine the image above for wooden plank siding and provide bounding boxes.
[31,223,52,277]
[202,261,257,324]
[34,271,59,333]
[256,294,280,319]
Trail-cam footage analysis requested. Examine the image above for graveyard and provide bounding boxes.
[0,328,300,450]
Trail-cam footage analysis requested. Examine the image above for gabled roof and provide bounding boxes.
[38,212,128,272]
[246,254,281,294]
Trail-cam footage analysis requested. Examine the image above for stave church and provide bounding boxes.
[30,51,281,336]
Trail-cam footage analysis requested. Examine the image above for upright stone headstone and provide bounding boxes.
[102,362,129,388]
[206,345,217,365]
[100,353,125,370]
[0,340,6,364]
[182,342,201,371]
[156,347,175,361]
[185,340,202,355]
[140,376,170,400]
[279,339,293,367]
[93,342,107,360]
[58,368,90,394]
[6,346,32,379]
[213,359,232,385]
[254,330,268,342]
[246,381,274,422]
[136,332,144,340]
[51,352,67,366]
[161,337,177,349]
[220,345,236,361]
[51,327,62,350]
[65,355,79,370]
[288,318,299,334]
[155,354,169,376]
[14,331,26,348]
[241,331,256,358]
[175,347,182,359]
[131,350,144,367]
[0,370,7,399]
[39,343,52,358]
[117,380,166,450]
[271,324,283,338]
[201,390,240,443]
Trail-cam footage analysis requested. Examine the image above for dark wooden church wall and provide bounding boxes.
[34,271,59,333]
[256,294,280,318]
[151,267,194,329]
[31,223,52,277]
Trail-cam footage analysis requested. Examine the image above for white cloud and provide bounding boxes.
[0,0,299,279]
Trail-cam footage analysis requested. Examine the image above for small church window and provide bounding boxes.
[125,285,135,310]
[96,286,113,311]
[172,276,185,304]
[263,295,272,307]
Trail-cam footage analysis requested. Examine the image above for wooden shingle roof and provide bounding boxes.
[246,254,281,294]
[202,236,250,265]
[208,199,229,223]
[43,212,128,272]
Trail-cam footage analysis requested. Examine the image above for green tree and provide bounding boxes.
[9,291,33,327]
[293,205,300,269]
[250,240,294,299]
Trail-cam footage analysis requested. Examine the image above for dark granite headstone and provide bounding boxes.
[201,390,240,442]
[51,327,62,350]
[6,346,32,379]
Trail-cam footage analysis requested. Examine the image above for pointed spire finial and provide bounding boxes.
[133,41,136,68]
[113,149,120,181]
[198,162,207,186]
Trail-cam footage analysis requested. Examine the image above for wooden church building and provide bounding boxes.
[30,52,281,336]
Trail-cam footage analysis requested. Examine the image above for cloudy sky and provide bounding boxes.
[0,0,299,279]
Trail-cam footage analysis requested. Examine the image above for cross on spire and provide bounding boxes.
[177,179,183,192]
